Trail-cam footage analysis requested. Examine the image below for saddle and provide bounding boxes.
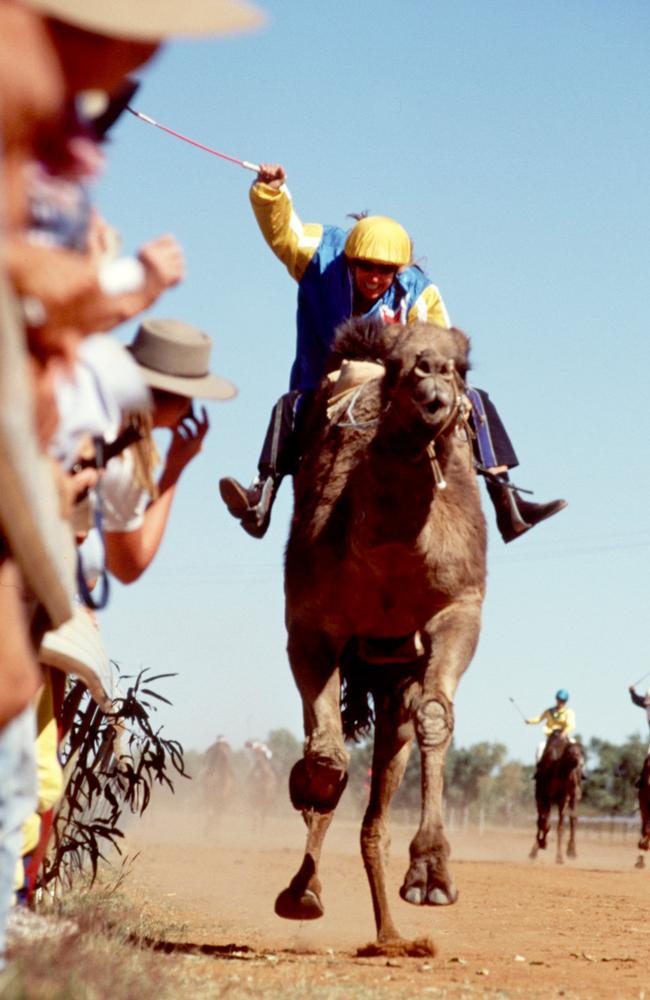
[325,360,384,420]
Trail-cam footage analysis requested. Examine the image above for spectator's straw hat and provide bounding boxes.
[22,0,266,41]
[129,318,237,401]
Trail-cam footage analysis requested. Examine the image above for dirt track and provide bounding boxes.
[124,803,648,999]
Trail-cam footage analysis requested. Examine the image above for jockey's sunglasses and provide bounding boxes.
[351,260,399,276]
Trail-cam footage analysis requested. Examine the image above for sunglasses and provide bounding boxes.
[352,260,399,276]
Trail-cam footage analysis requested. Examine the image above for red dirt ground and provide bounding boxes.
[124,801,648,999]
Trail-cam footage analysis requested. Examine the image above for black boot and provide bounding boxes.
[485,474,567,543]
[219,475,279,539]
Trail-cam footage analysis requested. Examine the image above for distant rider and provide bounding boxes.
[628,684,650,733]
[526,689,576,764]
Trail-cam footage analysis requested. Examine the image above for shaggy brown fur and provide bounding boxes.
[277,318,487,954]
[529,731,583,864]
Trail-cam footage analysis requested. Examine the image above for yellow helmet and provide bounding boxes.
[344,216,412,267]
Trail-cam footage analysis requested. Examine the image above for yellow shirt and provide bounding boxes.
[527,705,576,737]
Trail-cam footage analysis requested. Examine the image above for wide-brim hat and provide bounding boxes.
[129,318,237,401]
[22,0,266,41]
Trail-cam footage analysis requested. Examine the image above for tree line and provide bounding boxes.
[245,729,648,824]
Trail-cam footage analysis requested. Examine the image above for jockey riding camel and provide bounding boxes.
[526,689,579,775]
[219,163,566,542]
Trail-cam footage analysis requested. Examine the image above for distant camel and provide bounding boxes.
[198,737,234,835]
[245,741,278,833]
[635,753,650,869]
[276,318,487,956]
[529,731,582,864]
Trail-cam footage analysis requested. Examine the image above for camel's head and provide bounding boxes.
[380,321,471,436]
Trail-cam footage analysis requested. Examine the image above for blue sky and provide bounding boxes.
[97,0,650,765]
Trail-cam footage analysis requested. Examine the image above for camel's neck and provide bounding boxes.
[352,426,462,548]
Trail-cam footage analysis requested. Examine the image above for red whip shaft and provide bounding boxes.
[127,108,260,172]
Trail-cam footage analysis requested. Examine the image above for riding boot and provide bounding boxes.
[218,390,303,540]
[485,473,567,544]
[219,474,279,539]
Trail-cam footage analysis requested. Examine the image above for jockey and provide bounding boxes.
[628,685,650,752]
[219,163,566,540]
[245,739,272,761]
[526,689,576,762]
[628,685,650,727]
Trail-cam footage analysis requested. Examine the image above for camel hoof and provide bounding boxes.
[401,886,425,905]
[274,887,324,921]
[635,855,645,869]
[427,886,457,906]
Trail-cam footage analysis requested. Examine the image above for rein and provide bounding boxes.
[327,358,473,491]
[419,362,473,491]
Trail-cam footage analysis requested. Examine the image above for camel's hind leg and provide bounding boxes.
[358,710,434,956]
[275,628,348,921]
[555,805,565,864]
[566,791,578,859]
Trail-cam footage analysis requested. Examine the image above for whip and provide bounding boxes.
[631,670,650,688]
[508,696,528,722]
[127,107,260,173]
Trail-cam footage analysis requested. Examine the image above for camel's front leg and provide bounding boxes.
[401,600,481,907]
[275,628,348,921]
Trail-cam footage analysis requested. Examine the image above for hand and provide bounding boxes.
[86,209,121,263]
[256,163,286,189]
[165,405,209,476]
[138,235,185,299]
[49,459,100,520]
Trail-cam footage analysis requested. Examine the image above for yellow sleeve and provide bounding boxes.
[249,182,323,283]
[564,708,576,735]
[526,710,549,726]
[408,284,451,327]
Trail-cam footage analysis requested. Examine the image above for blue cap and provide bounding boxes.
[556,689,569,702]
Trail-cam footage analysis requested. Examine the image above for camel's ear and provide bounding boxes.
[449,327,471,379]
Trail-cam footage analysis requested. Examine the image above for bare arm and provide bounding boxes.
[104,408,209,584]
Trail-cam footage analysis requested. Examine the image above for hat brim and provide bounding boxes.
[136,364,238,401]
[24,0,266,41]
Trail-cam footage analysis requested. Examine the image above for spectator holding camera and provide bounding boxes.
[101,318,236,582]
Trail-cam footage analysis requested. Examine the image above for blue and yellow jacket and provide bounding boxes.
[250,182,450,392]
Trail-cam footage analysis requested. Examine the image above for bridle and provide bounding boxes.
[327,357,474,491]
[414,359,473,490]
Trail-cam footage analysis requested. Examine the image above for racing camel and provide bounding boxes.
[198,736,234,836]
[529,730,583,864]
[277,318,487,955]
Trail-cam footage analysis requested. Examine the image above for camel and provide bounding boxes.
[278,318,487,956]
[635,753,650,869]
[246,741,279,833]
[529,731,582,864]
[198,737,234,836]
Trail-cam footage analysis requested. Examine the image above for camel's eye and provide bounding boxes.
[414,356,432,374]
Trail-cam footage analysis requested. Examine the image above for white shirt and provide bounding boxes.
[100,448,149,533]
